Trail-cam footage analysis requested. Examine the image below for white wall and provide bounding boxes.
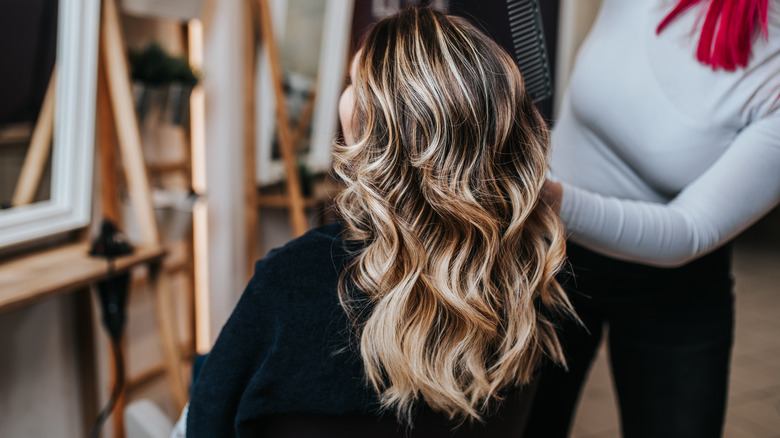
[200,0,250,347]
[0,298,83,438]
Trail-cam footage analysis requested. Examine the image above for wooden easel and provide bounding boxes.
[10,69,56,207]
[95,1,189,436]
[0,1,189,427]
[244,0,310,267]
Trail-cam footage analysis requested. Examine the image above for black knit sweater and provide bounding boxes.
[186,222,533,437]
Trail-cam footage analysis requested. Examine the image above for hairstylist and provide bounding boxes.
[526,1,780,437]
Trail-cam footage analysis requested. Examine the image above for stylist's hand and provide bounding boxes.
[541,180,562,214]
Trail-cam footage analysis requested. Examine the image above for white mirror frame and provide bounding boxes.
[0,0,100,248]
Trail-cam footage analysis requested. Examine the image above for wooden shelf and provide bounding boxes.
[256,193,331,209]
[148,160,190,174]
[255,175,342,209]
[0,242,165,315]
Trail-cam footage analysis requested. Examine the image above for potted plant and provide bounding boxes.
[125,44,201,244]
[129,43,200,127]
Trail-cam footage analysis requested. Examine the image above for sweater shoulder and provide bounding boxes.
[247,222,348,306]
[255,222,345,270]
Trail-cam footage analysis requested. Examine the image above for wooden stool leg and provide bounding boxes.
[111,337,127,438]
[148,262,189,411]
[75,287,98,436]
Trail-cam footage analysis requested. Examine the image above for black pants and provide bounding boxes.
[524,243,735,438]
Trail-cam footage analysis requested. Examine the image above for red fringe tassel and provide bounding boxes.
[656,0,770,70]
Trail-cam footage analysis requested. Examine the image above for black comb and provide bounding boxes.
[448,0,553,103]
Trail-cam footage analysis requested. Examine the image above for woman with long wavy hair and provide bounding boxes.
[184,7,572,437]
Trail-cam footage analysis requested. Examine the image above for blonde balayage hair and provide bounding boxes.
[334,7,572,423]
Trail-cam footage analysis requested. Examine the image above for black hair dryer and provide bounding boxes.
[89,219,134,341]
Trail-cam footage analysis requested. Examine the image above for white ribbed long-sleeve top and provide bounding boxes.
[550,0,780,267]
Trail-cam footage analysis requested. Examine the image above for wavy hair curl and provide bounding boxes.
[333,7,573,424]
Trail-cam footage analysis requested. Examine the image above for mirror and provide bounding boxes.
[0,0,57,209]
[255,0,354,186]
[0,0,100,248]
